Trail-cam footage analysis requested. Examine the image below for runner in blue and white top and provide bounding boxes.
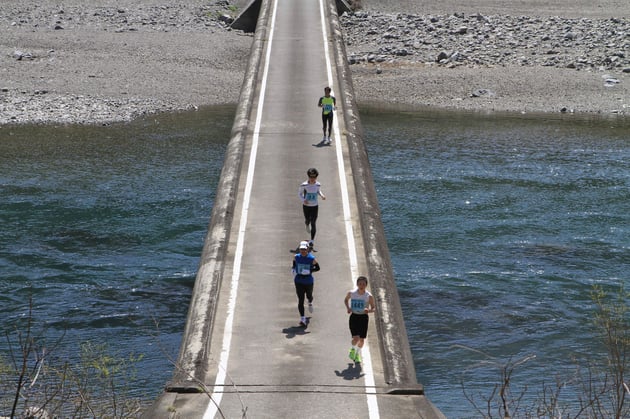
[298,167,326,246]
[292,241,321,327]
[344,276,376,363]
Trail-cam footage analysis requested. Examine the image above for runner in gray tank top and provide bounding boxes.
[344,276,375,363]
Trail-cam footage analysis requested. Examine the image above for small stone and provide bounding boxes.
[436,51,449,62]
[471,89,495,98]
[218,14,233,24]
[455,26,468,35]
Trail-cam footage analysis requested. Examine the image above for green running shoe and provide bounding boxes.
[349,348,356,361]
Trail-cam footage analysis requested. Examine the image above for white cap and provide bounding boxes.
[299,241,309,250]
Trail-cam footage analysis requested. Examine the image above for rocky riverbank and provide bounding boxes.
[1,0,628,125]
[0,0,251,125]
[342,10,629,116]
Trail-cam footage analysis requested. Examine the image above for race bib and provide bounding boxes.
[351,299,366,313]
[296,263,310,275]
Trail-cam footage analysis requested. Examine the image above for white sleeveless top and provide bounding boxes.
[349,289,371,314]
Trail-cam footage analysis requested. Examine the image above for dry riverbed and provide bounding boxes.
[1,0,628,125]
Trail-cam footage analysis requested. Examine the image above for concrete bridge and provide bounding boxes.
[142,0,445,417]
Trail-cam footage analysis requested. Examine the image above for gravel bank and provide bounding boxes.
[343,2,629,116]
[1,0,252,125]
[1,0,628,125]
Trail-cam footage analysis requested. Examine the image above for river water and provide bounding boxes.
[362,109,629,416]
[0,108,233,407]
[1,107,628,417]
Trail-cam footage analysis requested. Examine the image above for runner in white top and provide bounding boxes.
[298,167,326,246]
[344,276,375,363]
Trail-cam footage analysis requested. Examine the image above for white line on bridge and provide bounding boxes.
[318,0,380,417]
[204,0,380,416]
[203,0,278,416]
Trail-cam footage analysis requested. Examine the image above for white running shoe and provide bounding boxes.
[308,302,314,313]
[322,135,327,143]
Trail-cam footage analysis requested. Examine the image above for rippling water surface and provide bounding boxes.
[0,107,233,402]
[1,107,628,417]
[362,109,630,416]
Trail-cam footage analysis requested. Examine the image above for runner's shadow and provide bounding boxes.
[335,363,364,380]
[282,325,310,338]
[313,139,330,148]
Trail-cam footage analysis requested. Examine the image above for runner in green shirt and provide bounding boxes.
[317,86,337,145]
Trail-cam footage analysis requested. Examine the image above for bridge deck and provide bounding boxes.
[143,0,444,417]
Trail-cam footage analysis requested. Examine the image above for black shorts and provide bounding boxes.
[349,313,369,338]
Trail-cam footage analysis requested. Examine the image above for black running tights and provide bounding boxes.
[295,283,314,317]
[303,205,318,240]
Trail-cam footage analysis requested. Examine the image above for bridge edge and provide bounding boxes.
[324,0,420,388]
